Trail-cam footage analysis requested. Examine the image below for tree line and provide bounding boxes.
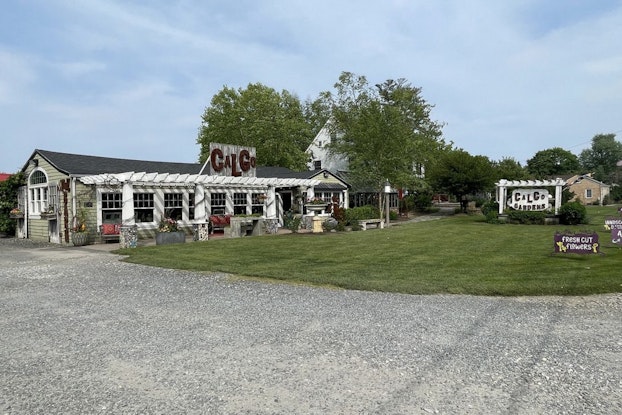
[195,71,622,203]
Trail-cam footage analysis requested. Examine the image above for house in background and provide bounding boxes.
[565,174,610,205]
[305,122,348,172]
[0,173,11,182]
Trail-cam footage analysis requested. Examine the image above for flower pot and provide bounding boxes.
[71,232,89,246]
[156,231,186,245]
[306,205,325,215]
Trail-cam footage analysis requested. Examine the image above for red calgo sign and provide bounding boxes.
[209,143,257,177]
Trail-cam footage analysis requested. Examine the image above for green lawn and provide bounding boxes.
[118,205,622,296]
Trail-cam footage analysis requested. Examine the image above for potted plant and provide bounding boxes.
[305,197,327,214]
[70,209,89,246]
[41,205,57,219]
[9,208,24,219]
[156,216,186,245]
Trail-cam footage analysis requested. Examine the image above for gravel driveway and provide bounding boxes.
[0,238,620,414]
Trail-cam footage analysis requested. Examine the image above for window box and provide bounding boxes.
[10,213,24,219]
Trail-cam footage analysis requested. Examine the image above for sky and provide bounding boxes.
[1,0,621,173]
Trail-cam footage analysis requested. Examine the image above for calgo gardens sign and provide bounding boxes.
[508,189,551,211]
[554,232,601,255]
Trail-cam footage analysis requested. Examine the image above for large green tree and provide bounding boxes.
[197,83,313,170]
[579,133,622,183]
[427,150,496,200]
[0,172,25,234]
[526,147,580,178]
[323,72,448,193]
[493,157,529,181]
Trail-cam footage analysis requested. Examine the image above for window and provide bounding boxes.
[102,193,122,223]
[29,170,48,214]
[211,192,226,214]
[251,193,264,215]
[164,193,183,220]
[189,193,195,220]
[233,192,247,215]
[585,189,593,199]
[314,160,322,170]
[134,193,154,223]
[317,192,340,203]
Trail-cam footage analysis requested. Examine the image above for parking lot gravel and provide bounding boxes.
[0,237,621,414]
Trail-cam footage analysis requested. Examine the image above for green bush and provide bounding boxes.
[283,210,302,233]
[558,201,588,225]
[389,210,398,220]
[480,201,499,217]
[345,205,380,223]
[412,190,433,211]
[507,210,546,225]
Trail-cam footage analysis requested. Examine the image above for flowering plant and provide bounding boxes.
[158,217,179,232]
[72,209,88,233]
[307,197,326,205]
[10,208,22,215]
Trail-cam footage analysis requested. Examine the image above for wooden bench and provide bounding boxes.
[99,223,121,243]
[358,218,385,230]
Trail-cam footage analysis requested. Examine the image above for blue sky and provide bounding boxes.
[1,0,621,173]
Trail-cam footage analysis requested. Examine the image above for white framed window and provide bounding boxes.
[164,193,183,220]
[233,192,247,215]
[585,189,593,199]
[188,193,195,220]
[28,170,48,215]
[102,192,122,223]
[211,192,226,214]
[134,193,154,223]
[251,193,265,215]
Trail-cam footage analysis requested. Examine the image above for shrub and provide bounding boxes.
[283,210,302,233]
[481,201,500,223]
[345,205,379,223]
[413,190,433,211]
[557,201,588,225]
[507,210,546,225]
[389,210,398,220]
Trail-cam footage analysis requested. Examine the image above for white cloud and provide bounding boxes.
[1,0,621,173]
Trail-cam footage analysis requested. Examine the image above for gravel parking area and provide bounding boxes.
[0,237,621,414]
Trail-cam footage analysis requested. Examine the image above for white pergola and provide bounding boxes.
[79,171,320,226]
[495,178,567,215]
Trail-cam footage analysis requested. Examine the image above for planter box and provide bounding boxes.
[10,213,24,219]
[71,232,89,246]
[156,231,186,245]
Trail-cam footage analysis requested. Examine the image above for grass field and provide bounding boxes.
[118,205,622,296]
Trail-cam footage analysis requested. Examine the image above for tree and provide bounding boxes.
[0,172,25,235]
[197,83,313,170]
[427,150,496,201]
[526,147,580,178]
[323,72,448,193]
[492,157,529,181]
[579,133,622,183]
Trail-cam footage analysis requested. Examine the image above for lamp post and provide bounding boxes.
[384,179,391,228]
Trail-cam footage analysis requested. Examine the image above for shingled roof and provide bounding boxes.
[27,149,203,176]
[25,149,320,180]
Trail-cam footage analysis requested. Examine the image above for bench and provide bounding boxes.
[358,218,385,230]
[209,214,231,233]
[99,223,121,243]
